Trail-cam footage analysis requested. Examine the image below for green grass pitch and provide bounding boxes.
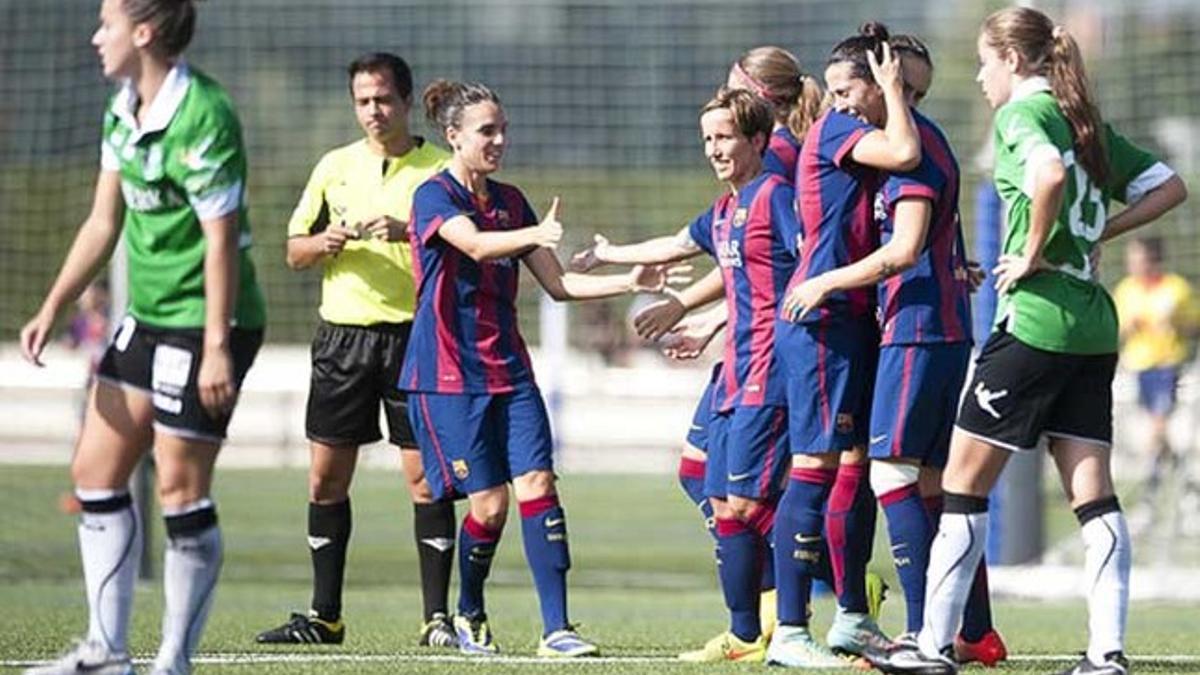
[2,465,1197,673]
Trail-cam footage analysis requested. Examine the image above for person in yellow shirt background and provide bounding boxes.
[255,52,458,648]
[1113,236,1200,492]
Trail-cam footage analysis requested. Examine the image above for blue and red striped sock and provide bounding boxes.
[775,467,836,626]
[827,462,871,613]
[457,513,502,619]
[715,516,763,642]
[750,502,777,592]
[880,483,933,633]
[678,456,716,541]
[519,495,571,635]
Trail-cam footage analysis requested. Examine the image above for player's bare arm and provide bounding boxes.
[19,170,124,366]
[783,198,930,322]
[1100,174,1187,243]
[439,196,562,262]
[199,211,240,418]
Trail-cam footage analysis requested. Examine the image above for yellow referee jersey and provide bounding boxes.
[288,137,450,325]
[1113,272,1200,371]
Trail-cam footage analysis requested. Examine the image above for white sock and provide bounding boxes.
[1081,509,1131,663]
[918,500,988,658]
[76,488,140,655]
[153,499,222,675]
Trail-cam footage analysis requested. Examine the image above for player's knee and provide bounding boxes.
[406,477,435,504]
[512,469,556,499]
[156,474,207,510]
[308,469,351,504]
[870,460,920,500]
[726,496,761,522]
[470,487,509,530]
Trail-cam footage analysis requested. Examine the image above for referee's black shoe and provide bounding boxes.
[255,612,345,644]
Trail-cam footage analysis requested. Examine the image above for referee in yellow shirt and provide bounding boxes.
[256,53,456,648]
[1114,236,1200,492]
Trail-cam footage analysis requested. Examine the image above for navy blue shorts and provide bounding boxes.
[777,316,878,454]
[685,363,722,450]
[1136,367,1179,416]
[704,405,789,500]
[407,386,554,500]
[868,342,971,469]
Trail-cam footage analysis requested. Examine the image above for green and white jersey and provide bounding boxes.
[991,76,1173,354]
[101,62,266,330]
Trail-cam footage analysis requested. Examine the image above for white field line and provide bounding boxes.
[5,652,1200,667]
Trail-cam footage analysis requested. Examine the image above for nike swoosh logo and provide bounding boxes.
[794,534,822,544]
[544,517,565,528]
[307,536,332,551]
[728,472,753,482]
[870,434,888,445]
[420,537,454,552]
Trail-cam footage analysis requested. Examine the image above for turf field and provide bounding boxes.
[2,465,1198,674]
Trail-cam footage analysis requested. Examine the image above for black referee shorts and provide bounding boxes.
[305,321,416,448]
[956,328,1117,452]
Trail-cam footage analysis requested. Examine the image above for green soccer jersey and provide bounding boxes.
[991,77,1166,354]
[101,62,266,330]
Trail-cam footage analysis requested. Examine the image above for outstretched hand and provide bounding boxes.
[632,294,687,342]
[629,263,693,293]
[660,312,722,360]
[569,234,612,272]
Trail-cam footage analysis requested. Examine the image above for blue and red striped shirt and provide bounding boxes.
[764,126,801,184]
[875,110,972,346]
[401,170,537,394]
[688,172,799,411]
[787,109,885,323]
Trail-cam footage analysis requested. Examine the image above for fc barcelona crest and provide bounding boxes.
[733,207,748,228]
[452,459,470,480]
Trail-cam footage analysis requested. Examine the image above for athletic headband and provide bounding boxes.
[732,62,775,101]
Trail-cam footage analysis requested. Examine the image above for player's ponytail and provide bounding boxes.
[729,46,825,142]
[121,0,199,58]
[788,75,824,141]
[423,79,502,140]
[982,7,1109,185]
[1048,25,1108,186]
[828,21,892,83]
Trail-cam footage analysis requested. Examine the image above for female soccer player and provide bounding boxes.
[19,1,267,674]
[570,87,808,664]
[785,34,1006,666]
[662,46,823,634]
[783,28,967,644]
[403,79,675,658]
[774,22,921,662]
[871,8,1187,675]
